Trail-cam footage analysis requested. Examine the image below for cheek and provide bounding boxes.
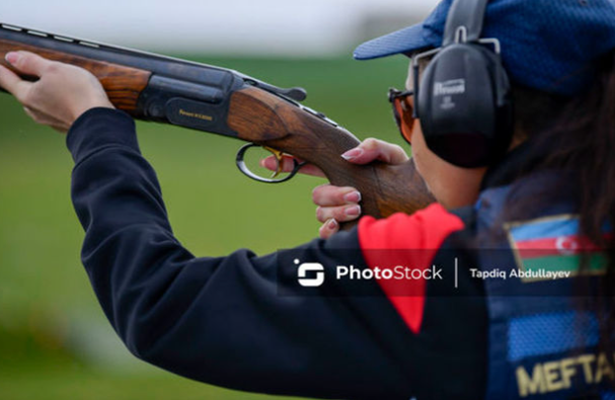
[409,122,428,175]
[410,144,424,176]
[408,122,441,195]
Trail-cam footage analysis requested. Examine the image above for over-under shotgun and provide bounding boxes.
[0,23,434,223]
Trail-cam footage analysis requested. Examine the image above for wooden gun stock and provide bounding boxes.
[0,39,152,112]
[0,27,435,227]
[228,87,435,223]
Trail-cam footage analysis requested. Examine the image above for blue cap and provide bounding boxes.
[353,0,615,96]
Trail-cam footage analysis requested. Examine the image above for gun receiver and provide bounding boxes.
[0,23,435,225]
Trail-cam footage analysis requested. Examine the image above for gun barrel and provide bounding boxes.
[0,23,235,86]
[0,23,315,138]
[0,23,307,100]
[0,23,250,137]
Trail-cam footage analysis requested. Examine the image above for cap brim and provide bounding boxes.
[353,23,431,60]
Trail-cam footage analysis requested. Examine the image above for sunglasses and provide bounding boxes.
[388,87,415,145]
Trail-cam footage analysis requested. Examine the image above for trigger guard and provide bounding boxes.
[235,143,303,184]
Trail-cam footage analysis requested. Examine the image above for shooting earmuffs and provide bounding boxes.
[415,0,514,168]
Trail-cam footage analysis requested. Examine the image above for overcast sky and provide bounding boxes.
[0,0,440,56]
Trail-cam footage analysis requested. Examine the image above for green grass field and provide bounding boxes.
[0,55,409,399]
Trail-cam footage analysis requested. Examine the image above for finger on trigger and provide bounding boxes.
[260,155,296,173]
[259,155,325,178]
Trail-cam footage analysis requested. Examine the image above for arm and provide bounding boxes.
[67,108,416,399]
[69,110,488,399]
[0,51,417,398]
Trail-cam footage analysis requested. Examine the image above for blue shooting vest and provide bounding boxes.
[473,172,615,400]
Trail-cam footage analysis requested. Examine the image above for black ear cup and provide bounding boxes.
[417,43,514,168]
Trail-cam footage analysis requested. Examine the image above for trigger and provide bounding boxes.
[264,146,284,178]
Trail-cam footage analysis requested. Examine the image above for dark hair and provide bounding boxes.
[509,51,615,348]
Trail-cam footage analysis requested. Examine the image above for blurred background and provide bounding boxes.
[0,1,436,399]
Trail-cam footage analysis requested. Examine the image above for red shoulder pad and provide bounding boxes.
[358,203,465,334]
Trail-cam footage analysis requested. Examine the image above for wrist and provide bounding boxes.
[67,107,137,164]
[71,101,115,126]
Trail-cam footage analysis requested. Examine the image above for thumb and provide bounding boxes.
[341,138,410,165]
[6,51,54,77]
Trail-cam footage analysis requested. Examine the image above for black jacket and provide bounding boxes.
[67,108,487,400]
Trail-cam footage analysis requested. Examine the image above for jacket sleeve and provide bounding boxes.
[66,108,420,399]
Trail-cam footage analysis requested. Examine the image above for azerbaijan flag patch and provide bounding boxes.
[505,215,608,282]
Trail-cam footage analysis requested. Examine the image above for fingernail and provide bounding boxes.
[5,52,19,65]
[344,191,361,203]
[345,205,361,216]
[341,148,364,161]
[327,219,338,230]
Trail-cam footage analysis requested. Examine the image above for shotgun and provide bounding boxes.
[0,23,435,223]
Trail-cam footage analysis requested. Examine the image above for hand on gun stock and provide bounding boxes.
[0,51,113,132]
[261,138,411,238]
